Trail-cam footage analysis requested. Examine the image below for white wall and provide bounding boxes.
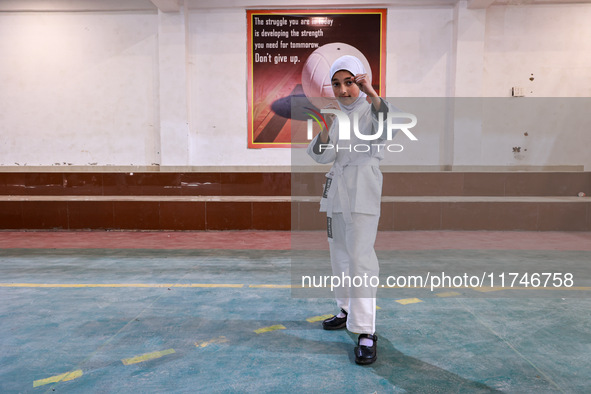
[386,6,455,97]
[0,11,159,167]
[483,4,591,97]
[477,4,591,170]
[188,8,291,167]
[0,1,590,171]
[384,2,591,171]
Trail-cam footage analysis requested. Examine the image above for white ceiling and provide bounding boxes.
[0,0,590,12]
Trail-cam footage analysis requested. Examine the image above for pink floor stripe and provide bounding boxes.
[0,231,590,251]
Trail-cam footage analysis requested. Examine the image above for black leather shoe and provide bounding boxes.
[322,309,347,330]
[354,333,377,365]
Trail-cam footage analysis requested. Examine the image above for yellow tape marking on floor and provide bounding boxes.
[173,284,244,288]
[121,348,176,366]
[254,324,286,334]
[306,314,334,323]
[396,298,423,305]
[437,291,462,297]
[472,286,504,293]
[5,283,588,291]
[0,283,243,288]
[249,284,291,288]
[33,369,83,387]
[1,283,169,288]
[473,286,591,292]
[194,336,229,348]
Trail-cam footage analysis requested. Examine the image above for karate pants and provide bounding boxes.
[329,212,379,334]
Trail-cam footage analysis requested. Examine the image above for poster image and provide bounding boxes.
[247,9,387,148]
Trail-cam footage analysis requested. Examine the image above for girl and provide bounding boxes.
[307,55,393,365]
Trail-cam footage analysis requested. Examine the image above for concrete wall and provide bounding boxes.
[0,1,590,171]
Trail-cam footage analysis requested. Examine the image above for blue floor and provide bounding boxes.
[1,248,590,393]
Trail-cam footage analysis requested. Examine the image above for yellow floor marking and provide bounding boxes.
[0,283,244,288]
[121,348,176,365]
[254,324,286,334]
[33,370,83,387]
[249,284,292,288]
[437,291,461,297]
[376,305,381,309]
[3,283,588,291]
[306,314,334,323]
[473,286,591,292]
[396,298,423,305]
[194,336,229,348]
[173,284,244,288]
[381,285,461,289]
[472,287,504,293]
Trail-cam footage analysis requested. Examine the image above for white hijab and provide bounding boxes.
[329,55,368,115]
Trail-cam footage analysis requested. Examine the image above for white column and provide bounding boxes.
[156,6,190,166]
[449,0,487,169]
[452,0,486,97]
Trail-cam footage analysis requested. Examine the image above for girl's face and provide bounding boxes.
[331,70,360,105]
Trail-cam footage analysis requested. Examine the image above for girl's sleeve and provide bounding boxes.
[371,98,400,143]
[371,97,390,117]
[306,128,336,164]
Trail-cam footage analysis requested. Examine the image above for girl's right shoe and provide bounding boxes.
[322,309,347,330]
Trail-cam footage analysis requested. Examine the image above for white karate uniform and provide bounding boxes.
[307,87,394,334]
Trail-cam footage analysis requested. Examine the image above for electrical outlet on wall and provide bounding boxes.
[512,87,525,97]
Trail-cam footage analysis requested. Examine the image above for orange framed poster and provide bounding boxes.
[247,9,387,148]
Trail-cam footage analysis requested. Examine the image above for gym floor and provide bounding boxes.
[1,231,590,393]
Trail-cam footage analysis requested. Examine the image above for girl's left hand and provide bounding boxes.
[354,73,377,97]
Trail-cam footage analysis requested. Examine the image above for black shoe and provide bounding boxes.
[354,333,377,365]
[322,309,347,330]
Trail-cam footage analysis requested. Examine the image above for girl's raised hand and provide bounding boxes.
[354,73,377,97]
